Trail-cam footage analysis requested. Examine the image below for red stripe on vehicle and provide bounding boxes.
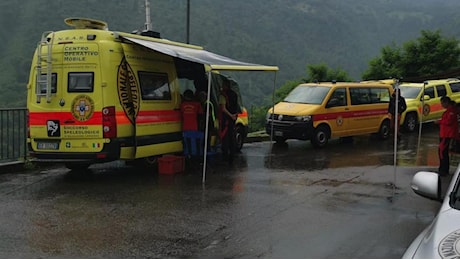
[315,109,388,121]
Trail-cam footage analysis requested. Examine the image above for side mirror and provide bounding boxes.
[411,171,442,202]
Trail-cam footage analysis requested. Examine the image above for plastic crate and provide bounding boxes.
[158,155,185,175]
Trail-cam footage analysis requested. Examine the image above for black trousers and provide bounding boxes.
[438,137,451,175]
[222,119,236,158]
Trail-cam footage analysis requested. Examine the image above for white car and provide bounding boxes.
[402,164,460,258]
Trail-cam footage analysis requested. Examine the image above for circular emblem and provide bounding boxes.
[423,104,430,116]
[71,95,94,122]
[439,229,460,258]
[336,116,343,126]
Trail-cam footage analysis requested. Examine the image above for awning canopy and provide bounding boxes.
[121,36,279,72]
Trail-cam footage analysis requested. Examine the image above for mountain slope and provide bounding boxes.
[2,0,460,107]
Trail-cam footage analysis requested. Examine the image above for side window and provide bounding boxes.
[350,88,370,105]
[139,72,171,101]
[38,73,57,93]
[370,88,390,103]
[450,82,460,94]
[436,85,447,97]
[424,87,435,98]
[326,88,346,107]
[68,72,94,92]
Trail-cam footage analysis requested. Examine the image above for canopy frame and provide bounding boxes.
[120,35,279,182]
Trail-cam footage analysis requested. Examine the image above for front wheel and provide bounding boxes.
[311,125,330,148]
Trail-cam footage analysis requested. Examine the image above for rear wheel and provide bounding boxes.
[127,156,158,169]
[378,119,391,140]
[311,125,330,148]
[274,136,287,144]
[403,112,418,132]
[235,124,246,152]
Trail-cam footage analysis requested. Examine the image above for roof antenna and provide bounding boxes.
[139,0,161,38]
[144,0,152,31]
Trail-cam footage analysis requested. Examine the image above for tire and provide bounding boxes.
[274,136,287,144]
[140,156,158,168]
[403,112,418,132]
[235,125,246,152]
[127,156,158,169]
[378,119,391,140]
[311,125,330,148]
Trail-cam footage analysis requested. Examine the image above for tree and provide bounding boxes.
[362,30,460,80]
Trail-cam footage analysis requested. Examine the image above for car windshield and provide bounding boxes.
[284,85,331,104]
[399,86,422,99]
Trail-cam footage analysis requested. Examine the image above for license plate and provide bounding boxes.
[274,131,283,137]
[37,142,59,150]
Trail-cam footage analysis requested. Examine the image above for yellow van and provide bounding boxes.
[398,78,460,132]
[26,18,271,170]
[266,81,393,147]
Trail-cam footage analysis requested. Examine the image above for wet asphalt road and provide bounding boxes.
[0,124,454,258]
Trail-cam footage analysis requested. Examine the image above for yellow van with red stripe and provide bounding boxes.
[398,78,460,132]
[27,19,184,169]
[26,18,255,170]
[266,81,393,147]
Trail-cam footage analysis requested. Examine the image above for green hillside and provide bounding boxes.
[2,0,460,107]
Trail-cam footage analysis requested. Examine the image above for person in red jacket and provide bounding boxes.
[180,89,203,131]
[180,89,203,158]
[437,96,458,176]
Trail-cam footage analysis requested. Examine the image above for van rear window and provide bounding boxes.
[139,72,171,100]
[38,73,57,94]
[350,87,390,105]
[450,82,460,93]
[68,72,94,92]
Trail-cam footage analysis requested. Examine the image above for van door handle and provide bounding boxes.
[344,108,349,111]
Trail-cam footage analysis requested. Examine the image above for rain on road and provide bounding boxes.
[0,124,451,258]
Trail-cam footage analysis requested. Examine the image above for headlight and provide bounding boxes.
[295,115,311,122]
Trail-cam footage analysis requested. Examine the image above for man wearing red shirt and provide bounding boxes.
[437,96,458,176]
[181,89,204,158]
[180,89,203,131]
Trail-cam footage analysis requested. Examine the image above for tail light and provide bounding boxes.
[102,106,117,138]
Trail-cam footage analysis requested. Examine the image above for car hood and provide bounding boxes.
[408,207,460,258]
[271,102,319,116]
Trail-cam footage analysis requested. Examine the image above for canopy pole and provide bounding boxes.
[417,81,427,150]
[202,70,213,184]
[269,72,277,166]
[392,79,400,198]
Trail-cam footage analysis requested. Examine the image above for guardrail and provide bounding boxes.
[0,108,27,163]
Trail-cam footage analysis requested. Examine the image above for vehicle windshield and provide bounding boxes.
[284,85,331,104]
[399,86,422,99]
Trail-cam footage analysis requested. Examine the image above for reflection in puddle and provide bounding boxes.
[264,124,442,170]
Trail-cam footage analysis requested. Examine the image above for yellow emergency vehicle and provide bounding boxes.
[398,78,460,132]
[26,17,277,169]
[266,81,393,147]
